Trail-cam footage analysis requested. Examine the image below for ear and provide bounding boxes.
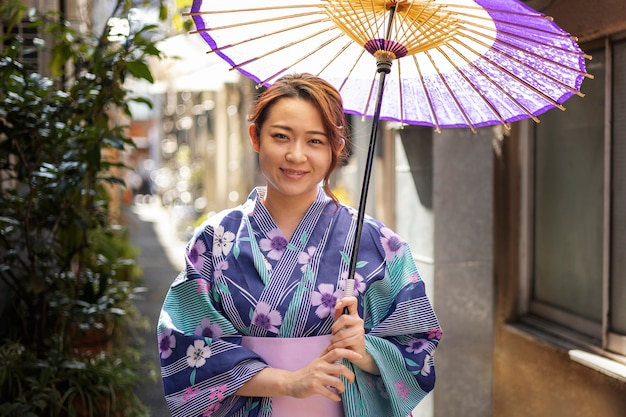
[338,137,346,153]
[249,124,260,153]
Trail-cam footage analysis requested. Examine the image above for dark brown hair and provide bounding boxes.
[248,73,350,204]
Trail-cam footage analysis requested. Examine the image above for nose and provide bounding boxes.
[285,142,306,163]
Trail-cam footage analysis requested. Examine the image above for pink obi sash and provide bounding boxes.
[240,335,345,417]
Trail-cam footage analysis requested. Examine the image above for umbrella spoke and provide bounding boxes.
[196,18,331,55]
[438,48,509,127]
[444,42,539,123]
[424,50,477,132]
[254,31,351,86]
[457,23,591,71]
[337,48,368,93]
[190,13,327,34]
[456,28,589,101]
[230,27,343,71]
[395,59,406,125]
[186,4,325,16]
[459,28,593,85]
[412,54,441,132]
[360,71,379,120]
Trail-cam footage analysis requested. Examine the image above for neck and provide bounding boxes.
[261,189,318,240]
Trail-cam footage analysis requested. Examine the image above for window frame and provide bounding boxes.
[518,35,626,358]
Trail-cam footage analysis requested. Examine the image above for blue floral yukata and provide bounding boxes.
[158,187,442,417]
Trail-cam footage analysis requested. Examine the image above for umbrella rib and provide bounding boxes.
[445,42,539,123]
[424,50,477,132]
[333,0,377,45]
[439,5,581,41]
[185,4,324,16]
[190,13,328,36]
[360,72,379,120]
[395,58,405,124]
[314,40,361,89]
[458,29,587,100]
[337,48,368,93]
[398,5,454,54]
[451,38,566,110]
[440,44,524,126]
[196,18,331,55]
[458,21,592,65]
[412,54,441,132]
[230,27,342,72]
[446,6,574,39]
[253,31,348,86]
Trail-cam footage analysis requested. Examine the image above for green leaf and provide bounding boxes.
[190,367,197,386]
[340,251,350,265]
[130,96,153,109]
[125,61,154,83]
[216,280,230,295]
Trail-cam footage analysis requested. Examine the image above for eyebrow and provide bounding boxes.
[270,124,327,137]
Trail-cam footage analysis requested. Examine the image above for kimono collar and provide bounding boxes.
[243,186,333,220]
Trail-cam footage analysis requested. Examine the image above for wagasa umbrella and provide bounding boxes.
[186,0,591,296]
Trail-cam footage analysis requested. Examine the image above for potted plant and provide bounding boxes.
[0,1,165,415]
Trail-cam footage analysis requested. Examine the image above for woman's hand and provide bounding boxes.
[328,297,381,375]
[236,347,361,401]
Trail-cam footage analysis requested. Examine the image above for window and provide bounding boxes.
[522,35,626,357]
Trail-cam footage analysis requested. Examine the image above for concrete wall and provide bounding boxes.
[433,128,495,417]
[395,125,495,417]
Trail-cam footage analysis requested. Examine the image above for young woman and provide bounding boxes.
[158,73,442,417]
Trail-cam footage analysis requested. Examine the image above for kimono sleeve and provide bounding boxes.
[157,223,269,417]
[342,224,442,417]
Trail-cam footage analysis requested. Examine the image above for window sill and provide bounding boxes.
[506,319,626,384]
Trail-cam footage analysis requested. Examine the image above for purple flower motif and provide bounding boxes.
[214,260,229,278]
[186,340,211,368]
[297,246,316,271]
[311,283,342,318]
[158,328,176,360]
[259,228,288,260]
[251,302,282,333]
[194,318,222,340]
[380,227,406,261]
[188,238,206,270]
[339,271,366,296]
[406,339,428,354]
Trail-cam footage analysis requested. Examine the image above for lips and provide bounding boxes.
[281,168,307,177]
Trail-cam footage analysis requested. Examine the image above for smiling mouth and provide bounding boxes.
[281,168,307,177]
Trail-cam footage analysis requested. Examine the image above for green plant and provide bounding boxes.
[0,0,165,415]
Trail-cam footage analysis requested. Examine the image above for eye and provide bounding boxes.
[309,137,326,145]
[272,133,289,140]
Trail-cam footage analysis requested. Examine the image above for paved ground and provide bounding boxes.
[125,199,187,416]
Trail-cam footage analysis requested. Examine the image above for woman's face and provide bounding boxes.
[250,97,338,206]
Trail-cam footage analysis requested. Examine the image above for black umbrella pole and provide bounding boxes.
[345,66,390,300]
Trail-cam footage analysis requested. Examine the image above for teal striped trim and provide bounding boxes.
[161,279,237,335]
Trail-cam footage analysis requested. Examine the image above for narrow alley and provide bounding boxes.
[126,199,187,416]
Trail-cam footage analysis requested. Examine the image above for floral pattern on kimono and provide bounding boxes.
[158,187,442,417]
